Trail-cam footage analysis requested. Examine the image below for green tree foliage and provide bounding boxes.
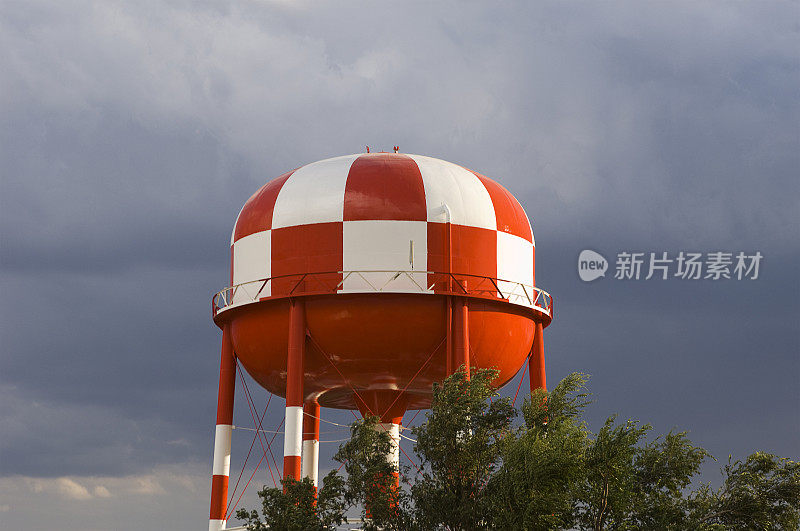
[234,473,345,531]
[624,429,710,529]
[237,369,799,530]
[333,415,409,530]
[687,452,800,530]
[488,373,592,530]
[411,368,515,529]
[236,415,406,531]
[575,418,711,530]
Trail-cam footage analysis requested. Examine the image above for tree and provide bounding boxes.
[234,473,346,531]
[687,452,800,530]
[411,367,515,530]
[623,429,710,529]
[488,373,710,531]
[236,415,405,531]
[236,370,799,530]
[488,373,591,530]
[333,415,410,530]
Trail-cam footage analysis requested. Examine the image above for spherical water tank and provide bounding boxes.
[212,152,552,414]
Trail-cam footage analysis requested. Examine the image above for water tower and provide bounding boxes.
[208,152,553,530]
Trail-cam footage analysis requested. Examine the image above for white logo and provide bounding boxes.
[578,250,608,282]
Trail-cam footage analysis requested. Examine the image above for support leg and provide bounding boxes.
[453,296,470,378]
[284,299,306,481]
[209,325,235,531]
[302,400,320,487]
[356,390,407,488]
[445,296,453,375]
[377,417,402,483]
[529,321,546,393]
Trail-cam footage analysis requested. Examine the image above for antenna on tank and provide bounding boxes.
[441,202,452,223]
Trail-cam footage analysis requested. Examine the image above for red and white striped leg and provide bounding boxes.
[453,295,470,378]
[302,400,320,487]
[209,325,235,531]
[356,391,407,490]
[377,418,402,473]
[284,298,306,481]
[529,321,546,392]
[446,296,453,376]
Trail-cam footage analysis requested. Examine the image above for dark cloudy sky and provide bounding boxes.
[1,1,798,529]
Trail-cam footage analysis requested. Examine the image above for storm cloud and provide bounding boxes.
[1,1,798,529]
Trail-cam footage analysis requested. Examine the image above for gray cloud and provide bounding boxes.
[1,1,798,529]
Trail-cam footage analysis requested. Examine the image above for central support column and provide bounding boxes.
[284,298,306,481]
[453,295,470,378]
[529,321,546,392]
[302,400,320,487]
[356,390,407,485]
[209,325,235,531]
[377,418,402,474]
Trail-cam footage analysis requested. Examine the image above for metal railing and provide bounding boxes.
[212,270,553,319]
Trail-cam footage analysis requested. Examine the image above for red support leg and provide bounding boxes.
[379,417,402,487]
[529,321,546,393]
[284,298,306,481]
[355,391,406,491]
[445,216,454,377]
[446,296,453,375]
[209,325,235,531]
[453,296,470,378]
[302,400,320,487]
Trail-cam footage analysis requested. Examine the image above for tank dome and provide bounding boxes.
[212,152,551,410]
[228,152,536,306]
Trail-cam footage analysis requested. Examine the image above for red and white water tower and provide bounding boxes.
[208,152,553,530]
